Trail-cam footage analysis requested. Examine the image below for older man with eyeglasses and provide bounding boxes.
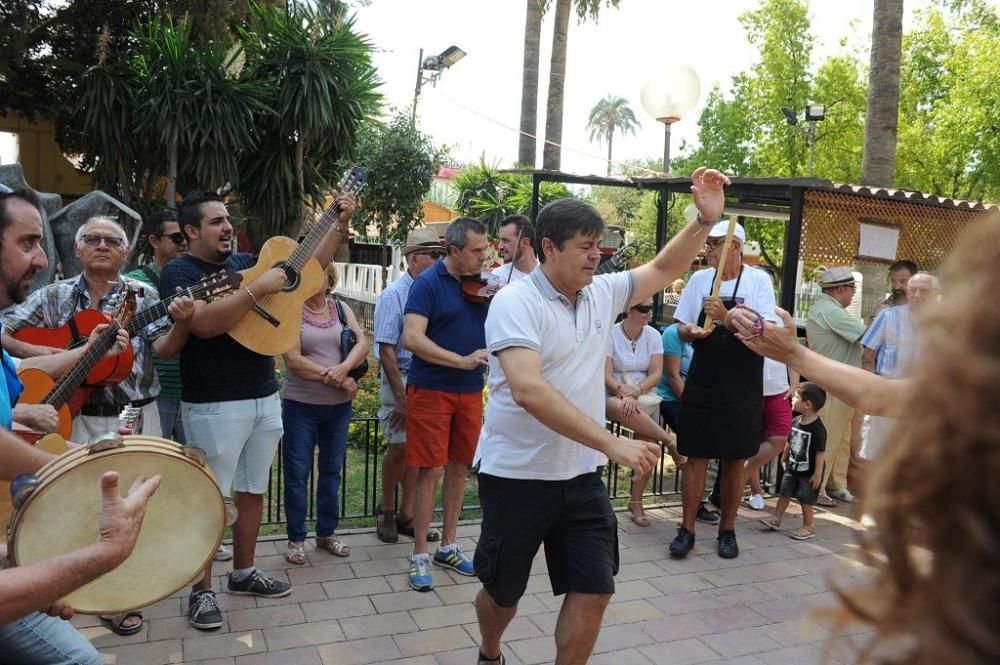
[1,215,195,445]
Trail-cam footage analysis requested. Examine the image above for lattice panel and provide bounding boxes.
[801,190,990,270]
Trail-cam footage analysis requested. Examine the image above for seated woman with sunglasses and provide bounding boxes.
[605,299,685,526]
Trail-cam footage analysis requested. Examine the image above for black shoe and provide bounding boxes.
[669,525,696,558]
[707,493,722,510]
[696,502,720,524]
[477,652,505,665]
[717,529,739,559]
[189,589,223,630]
[227,569,292,598]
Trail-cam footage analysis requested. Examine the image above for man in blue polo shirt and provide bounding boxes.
[402,216,490,592]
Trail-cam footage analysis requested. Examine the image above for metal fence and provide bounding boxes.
[261,416,780,528]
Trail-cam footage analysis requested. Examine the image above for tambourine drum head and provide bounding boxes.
[10,437,225,614]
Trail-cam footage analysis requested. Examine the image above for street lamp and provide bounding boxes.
[640,65,701,175]
[782,103,826,176]
[412,45,466,123]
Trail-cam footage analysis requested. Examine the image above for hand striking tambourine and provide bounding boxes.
[6,433,236,615]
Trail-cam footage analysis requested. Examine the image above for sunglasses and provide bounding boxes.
[632,305,653,313]
[81,234,126,248]
[160,231,187,245]
[416,250,445,258]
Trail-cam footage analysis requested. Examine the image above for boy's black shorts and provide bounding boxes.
[474,470,619,608]
[779,473,820,506]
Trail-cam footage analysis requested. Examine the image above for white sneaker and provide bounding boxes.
[829,489,855,503]
[745,494,766,510]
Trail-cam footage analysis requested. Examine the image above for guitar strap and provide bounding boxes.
[69,286,87,346]
[140,264,160,290]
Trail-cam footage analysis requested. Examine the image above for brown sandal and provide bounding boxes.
[396,517,441,542]
[315,535,351,557]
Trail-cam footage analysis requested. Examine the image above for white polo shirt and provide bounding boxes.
[477,266,634,481]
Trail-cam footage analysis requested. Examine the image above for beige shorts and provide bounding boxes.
[378,370,407,445]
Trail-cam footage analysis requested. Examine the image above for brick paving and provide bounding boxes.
[77,499,876,664]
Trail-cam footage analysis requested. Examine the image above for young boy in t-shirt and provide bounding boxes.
[760,382,827,540]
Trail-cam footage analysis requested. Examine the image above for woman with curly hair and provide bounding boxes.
[735,215,999,664]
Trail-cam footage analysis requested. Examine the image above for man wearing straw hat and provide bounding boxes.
[669,219,778,560]
[373,227,446,543]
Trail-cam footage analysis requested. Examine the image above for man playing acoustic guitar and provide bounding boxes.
[160,189,355,630]
[1,215,195,443]
[0,185,162,665]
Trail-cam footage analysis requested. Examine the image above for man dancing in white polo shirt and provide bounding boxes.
[473,167,730,665]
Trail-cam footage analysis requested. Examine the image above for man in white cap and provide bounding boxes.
[373,227,446,543]
[806,266,866,505]
[670,220,778,560]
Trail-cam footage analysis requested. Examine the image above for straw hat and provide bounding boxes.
[401,227,444,256]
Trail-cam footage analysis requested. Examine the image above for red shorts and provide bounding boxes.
[761,393,793,440]
[405,385,482,467]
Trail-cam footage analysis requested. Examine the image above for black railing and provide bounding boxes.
[262,416,780,528]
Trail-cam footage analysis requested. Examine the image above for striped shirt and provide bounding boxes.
[126,265,181,398]
[861,305,915,379]
[373,271,414,372]
[0,274,170,407]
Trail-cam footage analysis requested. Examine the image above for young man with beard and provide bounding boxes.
[0,184,160,665]
[160,190,355,630]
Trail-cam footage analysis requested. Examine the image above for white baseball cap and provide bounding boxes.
[706,219,745,245]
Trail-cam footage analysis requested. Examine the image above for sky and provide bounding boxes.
[3,0,995,175]
[349,0,938,176]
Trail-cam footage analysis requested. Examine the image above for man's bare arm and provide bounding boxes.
[0,428,55,480]
[862,347,878,373]
[497,347,658,474]
[402,313,486,370]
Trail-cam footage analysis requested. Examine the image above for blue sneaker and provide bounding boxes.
[408,554,434,592]
[433,544,475,576]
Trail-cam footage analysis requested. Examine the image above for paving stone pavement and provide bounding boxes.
[77,499,878,664]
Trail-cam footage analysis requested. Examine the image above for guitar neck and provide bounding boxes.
[286,201,345,274]
[45,322,122,408]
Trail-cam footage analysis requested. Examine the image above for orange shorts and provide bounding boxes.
[405,385,482,467]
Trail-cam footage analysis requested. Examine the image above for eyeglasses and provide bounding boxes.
[704,238,727,249]
[81,234,126,248]
[160,232,187,245]
[416,250,445,259]
[632,305,653,313]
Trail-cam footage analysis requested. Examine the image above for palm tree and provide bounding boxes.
[861,0,904,186]
[541,0,622,171]
[542,0,571,170]
[517,0,543,166]
[586,95,639,175]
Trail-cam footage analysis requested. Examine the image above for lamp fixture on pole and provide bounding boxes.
[640,64,701,175]
[782,103,826,176]
[412,45,466,123]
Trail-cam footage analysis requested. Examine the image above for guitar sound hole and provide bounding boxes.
[275,263,300,292]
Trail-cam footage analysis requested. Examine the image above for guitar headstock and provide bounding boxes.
[113,285,138,328]
[188,269,243,303]
[597,241,640,275]
[337,166,368,199]
[117,404,144,436]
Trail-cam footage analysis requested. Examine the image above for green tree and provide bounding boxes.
[453,158,573,234]
[586,95,639,175]
[236,2,381,240]
[861,0,904,187]
[347,112,447,247]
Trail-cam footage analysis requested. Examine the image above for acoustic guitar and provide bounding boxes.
[15,270,240,439]
[228,167,368,356]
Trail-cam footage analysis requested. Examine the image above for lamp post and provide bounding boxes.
[782,103,826,176]
[412,45,466,124]
[640,65,701,174]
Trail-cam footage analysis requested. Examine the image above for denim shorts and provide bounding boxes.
[779,473,820,506]
[182,392,283,496]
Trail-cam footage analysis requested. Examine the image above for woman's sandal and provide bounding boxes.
[101,611,143,636]
[316,535,351,557]
[627,500,651,527]
[396,517,441,542]
[286,541,307,565]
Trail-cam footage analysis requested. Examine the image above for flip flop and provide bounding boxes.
[627,501,650,527]
[102,611,143,636]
